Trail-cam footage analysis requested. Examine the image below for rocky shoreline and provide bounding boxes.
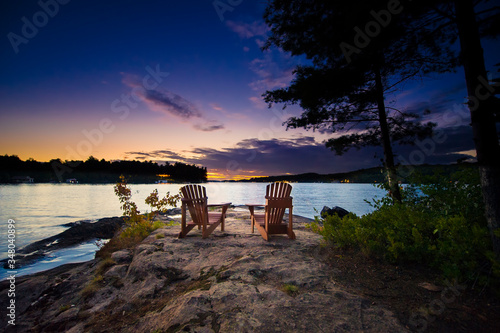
[0,208,409,332]
[1,208,183,270]
[1,216,126,270]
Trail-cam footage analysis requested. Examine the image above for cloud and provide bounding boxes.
[143,89,202,119]
[209,103,224,111]
[209,102,250,120]
[226,20,269,39]
[193,120,225,132]
[255,39,266,48]
[124,150,186,162]
[121,72,224,131]
[125,125,479,179]
[248,53,296,94]
[247,56,294,108]
[249,96,268,109]
[127,137,342,176]
[394,125,477,166]
[397,76,469,129]
[188,137,386,177]
[225,20,299,111]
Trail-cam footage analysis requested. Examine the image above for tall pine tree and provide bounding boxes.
[262,0,456,201]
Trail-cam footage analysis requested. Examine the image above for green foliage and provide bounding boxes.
[114,175,141,223]
[262,1,452,164]
[58,305,71,313]
[144,188,181,221]
[312,167,497,284]
[96,177,179,259]
[404,168,486,226]
[114,175,180,224]
[281,283,299,296]
[95,257,116,276]
[119,220,167,241]
[80,274,104,299]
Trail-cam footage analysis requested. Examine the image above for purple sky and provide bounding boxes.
[1,0,498,180]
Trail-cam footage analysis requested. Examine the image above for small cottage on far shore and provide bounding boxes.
[11,176,34,183]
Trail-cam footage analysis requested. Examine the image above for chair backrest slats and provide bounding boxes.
[265,182,292,225]
[181,185,208,225]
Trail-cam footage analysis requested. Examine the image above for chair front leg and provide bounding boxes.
[179,201,187,238]
[249,206,255,233]
[221,204,229,232]
[288,206,296,240]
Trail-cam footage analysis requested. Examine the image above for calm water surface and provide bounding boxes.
[0,182,385,279]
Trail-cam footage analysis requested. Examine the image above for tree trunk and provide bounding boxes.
[455,0,500,259]
[374,65,402,202]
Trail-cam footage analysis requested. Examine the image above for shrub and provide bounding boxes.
[311,167,496,284]
[281,283,299,296]
[96,176,180,259]
[95,257,116,276]
[80,274,104,299]
[404,167,486,227]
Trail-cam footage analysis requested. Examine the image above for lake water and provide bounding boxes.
[0,182,385,279]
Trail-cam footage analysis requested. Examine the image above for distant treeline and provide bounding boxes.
[0,155,207,183]
[237,163,478,183]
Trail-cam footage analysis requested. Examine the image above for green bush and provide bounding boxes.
[96,176,179,259]
[311,167,496,284]
[404,167,486,227]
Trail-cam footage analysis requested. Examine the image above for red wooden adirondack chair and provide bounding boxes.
[178,185,231,239]
[246,182,295,241]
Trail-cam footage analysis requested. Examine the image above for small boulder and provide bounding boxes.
[104,264,129,278]
[320,206,349,219]
[165,208,181,215]
[111,250,133,264]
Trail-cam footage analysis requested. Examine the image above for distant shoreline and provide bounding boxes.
[0,155,207,184]
[228,162,478,183]
[1,162,478,184]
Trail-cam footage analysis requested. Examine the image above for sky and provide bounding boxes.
[0,0,499,180]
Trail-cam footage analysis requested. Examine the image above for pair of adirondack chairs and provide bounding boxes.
[178,182,295,241]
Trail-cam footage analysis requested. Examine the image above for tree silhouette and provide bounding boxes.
[419,0,500,258]
[262,0,456,201]
[0,155,207,183]
[263,0,500,257]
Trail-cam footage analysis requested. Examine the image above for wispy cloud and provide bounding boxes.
[249,57,295,91]
[209,103,224,111]
[247,53,296,109]
[121,72,224,131]
[125,149,186,162]
[143,89,202,119]
[193,120,225,132]
[249,96,268,109]
[209,102,250,120]
[401,83,470,129]
[226,20,269,39]
[225,19,298,110]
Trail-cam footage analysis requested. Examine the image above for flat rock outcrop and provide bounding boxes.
[0,208,408,332]
[1,217,126,269]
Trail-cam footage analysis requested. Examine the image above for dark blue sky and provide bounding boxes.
[1,0,499,179]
